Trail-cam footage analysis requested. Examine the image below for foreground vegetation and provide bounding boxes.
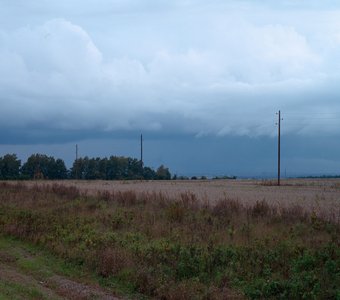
[0,182,339,299]
[0,235,123,299]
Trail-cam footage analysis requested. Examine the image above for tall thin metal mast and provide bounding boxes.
[140,134,143,167]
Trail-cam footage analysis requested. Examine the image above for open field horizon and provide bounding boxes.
[10,178,340,222]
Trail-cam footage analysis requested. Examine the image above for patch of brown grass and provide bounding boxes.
[97,247,133,277]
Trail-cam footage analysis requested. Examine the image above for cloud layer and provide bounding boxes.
[1,1,340,143]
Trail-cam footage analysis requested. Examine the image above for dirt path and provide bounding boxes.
[0,264,63,299]
[49,275,120,300]
[0,238,121,300]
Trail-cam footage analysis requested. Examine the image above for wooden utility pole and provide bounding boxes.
[277,111,282,186]
[140,134,143,167]
[75,144,78,179]
[76,144,78,161]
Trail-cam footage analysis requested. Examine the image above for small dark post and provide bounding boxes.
[277,111,281,186]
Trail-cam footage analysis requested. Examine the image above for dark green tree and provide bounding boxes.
[21,154,67,179]
[156,165,171,180]
[0,154,21,179]
[143,166,157,180]
[52,158,68,179]
[70,157,84,179]
[70,155,170,180]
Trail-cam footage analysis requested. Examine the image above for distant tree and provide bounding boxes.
[143,166,157,180]
[70,158,83,179]
[106,156,120,179]
[22,154,48,179]
[127,157,143,179]
[21,154,67,179]
[156,165,171,180]
[52,158,68,179]
[98,158,109,179]
[70,155,169,180]
[70,157,89,179]
[0,154,21,179]
[86,157,99,179]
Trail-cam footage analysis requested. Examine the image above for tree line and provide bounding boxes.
[0,153,171,180]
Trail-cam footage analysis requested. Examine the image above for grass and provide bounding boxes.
[0,182,339,299]
[0,280,49,300]
[0,235,82,279]
[0,235,141,299]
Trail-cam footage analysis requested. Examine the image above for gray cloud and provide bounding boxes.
[1,1,340,145]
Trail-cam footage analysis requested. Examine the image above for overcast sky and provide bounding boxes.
[1,0,340,176]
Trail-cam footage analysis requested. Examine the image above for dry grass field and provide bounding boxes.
[20,178,340,221]
[1,179,339,299]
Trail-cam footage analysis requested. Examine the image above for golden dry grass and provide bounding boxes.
[13,178,340,222]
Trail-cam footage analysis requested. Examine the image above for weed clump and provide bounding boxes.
[97,247,133,277]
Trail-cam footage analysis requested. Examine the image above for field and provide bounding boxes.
[20,178,340,220]
[0,179,339,299]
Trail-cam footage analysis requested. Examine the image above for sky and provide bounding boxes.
[1,0,340,177]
